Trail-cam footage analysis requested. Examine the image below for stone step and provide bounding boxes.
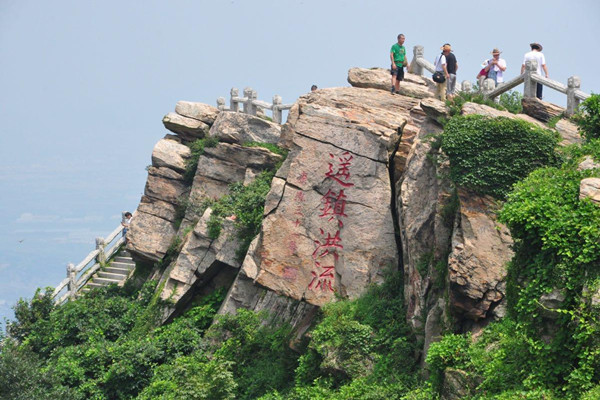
[97,271,128,280]
[92,277,122,285]
[104,266,133,275]
[85,282,106,289]
[114,256,134,263]
[110,261,135,270]
[118,250,132,257]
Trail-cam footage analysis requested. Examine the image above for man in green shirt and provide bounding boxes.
[390,34,408,94]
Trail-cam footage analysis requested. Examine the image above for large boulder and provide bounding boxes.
[447,189,513,321]
[220,87,406,314]
[209,112,281,145]
[151,138,191,173]
[162,112,210,141]
[347,67,436,99]
[174,101,219,125]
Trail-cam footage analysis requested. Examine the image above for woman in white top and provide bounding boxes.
[482,48,507,88]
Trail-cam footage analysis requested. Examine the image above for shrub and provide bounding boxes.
[441,115,561,198]
[574,93,600,141]
[183,136,219,183]
[136,355,237,400]
[498,90,523,114]
[498,161,600,396]
[425,334,471,390]
[206,309,298,399]
[206,169,276,260]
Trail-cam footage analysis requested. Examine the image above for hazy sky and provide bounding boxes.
[1,0,599,324]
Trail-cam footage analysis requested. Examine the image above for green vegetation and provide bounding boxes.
[183,136,219,183]
[243,141,289,156]
[205,169,276,260]
[574,93,600,141]
[1,283,223,400]
[442,115,561,198]
[498,90,523,114]
[445,89,523,117]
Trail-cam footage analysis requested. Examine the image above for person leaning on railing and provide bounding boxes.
[121,212,132,244]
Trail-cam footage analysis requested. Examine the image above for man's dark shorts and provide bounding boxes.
[390,64,404,81]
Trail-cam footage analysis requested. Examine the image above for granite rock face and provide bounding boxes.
[220,87,408,315]
[447,189,513,321]
[397,134,453,356]
[127,139,191,262]
[159,208,242,317]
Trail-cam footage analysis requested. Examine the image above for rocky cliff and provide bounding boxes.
[125,67,581,357]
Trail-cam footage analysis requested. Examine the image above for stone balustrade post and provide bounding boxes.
[249,89,258,116]
[566,75,581,116]
[96,237,106,265]
[412,45,424,76]
[523,59,538,99]
[67,263,76,299]
[217,97,227,111]
[230,88,239,112]
[461,80,472,93]
[272,95,282,124]
[482,78,496,99]
[243,87,253,114]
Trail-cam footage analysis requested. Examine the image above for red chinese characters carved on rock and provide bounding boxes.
[308,152,354,293]
[325,152,355,187]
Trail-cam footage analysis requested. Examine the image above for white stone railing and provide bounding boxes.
[411,45,590,116]
[51,212,134,303]
[216,87,294,124]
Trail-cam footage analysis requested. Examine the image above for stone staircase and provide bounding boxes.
[80,249,135,293]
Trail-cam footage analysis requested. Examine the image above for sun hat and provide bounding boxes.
[440,44,452,51]
[530,43,543,51]
[491,48,502,55]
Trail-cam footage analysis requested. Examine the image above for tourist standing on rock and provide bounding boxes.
[521,43,549,99]
[444,44,458,99]
[482,48,507,88]
[390,34,408,94]
[434,44,450,101]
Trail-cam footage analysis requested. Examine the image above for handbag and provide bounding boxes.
[432,55,446,83]
[433,71,446,83]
